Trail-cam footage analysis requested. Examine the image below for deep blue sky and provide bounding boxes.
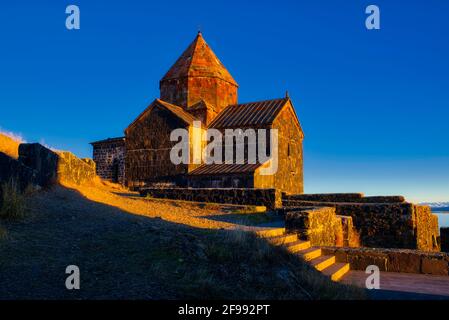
[1,1,448,201]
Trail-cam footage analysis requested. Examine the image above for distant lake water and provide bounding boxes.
[435,212,449,228]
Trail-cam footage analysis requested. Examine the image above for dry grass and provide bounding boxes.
[0,179,26,221]
[149,230,366,299]
[60,179,241,230]
[0,179,366,299]
[0,132,22,159]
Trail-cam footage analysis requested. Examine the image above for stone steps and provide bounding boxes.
[322,262,351,281]
[310,255,336,271]
[267,233,298,246]
[285,240,312,253]
[296,247,322,261]
[255,227,286,238]
[258,227,350,282]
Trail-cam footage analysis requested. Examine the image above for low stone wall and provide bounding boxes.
[140,188,282,210]
[285,207,360,247]
[285,207,343,246]
[57,151,96,185]
[0,151,37,191]
[0,151,37,209]
[19,143,96,186]
[322,246,449,276]
[283,193,405,204]
[18,144,58,187]
[338,215,360,247]
[281,201,439,252]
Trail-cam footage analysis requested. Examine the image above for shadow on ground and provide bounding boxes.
[0,186,365,300]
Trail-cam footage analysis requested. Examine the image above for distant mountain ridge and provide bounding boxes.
[421,202,449,211]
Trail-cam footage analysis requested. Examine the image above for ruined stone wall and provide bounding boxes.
[140,187,282,210]
[285,207,343,246]
[285,207,359,247]
[18,143,59,187]
[125,105,190,187]
[18,143,96,186]
[0,151,37,191]
[92,139,125,184]
[56,151,96,185]
[322,246,449,275]
[282,200,439,252]
[284,193,405,203]
[415,205,440,251]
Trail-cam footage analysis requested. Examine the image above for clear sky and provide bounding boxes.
[0,0,448,202]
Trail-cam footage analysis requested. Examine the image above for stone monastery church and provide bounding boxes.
[91,32,304,194]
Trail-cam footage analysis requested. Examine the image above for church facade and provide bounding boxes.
[91,32,304,194]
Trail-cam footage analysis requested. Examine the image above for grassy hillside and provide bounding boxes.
[0,132,21,159]
[0,181,365,300]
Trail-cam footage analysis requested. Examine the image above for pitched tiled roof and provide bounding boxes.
[209,98,289,129]
[188,163,262,176]
[160,32,238,86]
[126,99,198,133]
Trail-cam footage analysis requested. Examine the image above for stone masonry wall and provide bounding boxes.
[140,187,282,210]
[19,143,96,186]
[271,101,304,194]
[284,193,405,203]
[125,105,190,187]
[281,200,439,252]
[285,207,343,247]
[285,207,359,247]
[321,246,449,276]
[92,139,125,184]
[56,151,96,185]
[0,151,37,191]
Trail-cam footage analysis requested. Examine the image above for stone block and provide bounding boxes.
[421,256,449,275]
[18,143,58,187]
[387,251,421,273]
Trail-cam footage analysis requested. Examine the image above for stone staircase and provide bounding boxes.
[256,227,350,281]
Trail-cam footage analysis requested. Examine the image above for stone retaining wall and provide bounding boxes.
[283,193,405,204]
[322,246,449,275]
[281,201,439,252]
[285,207,360,247]
[140,187,282,210]
[285,207,343,246]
